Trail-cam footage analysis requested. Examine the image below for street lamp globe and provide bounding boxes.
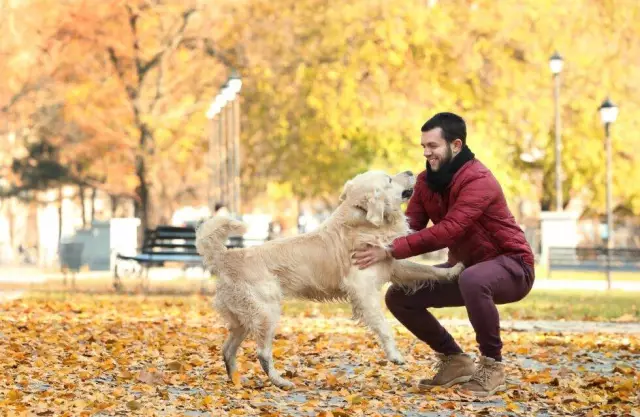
[599,98,618,124]
[549,51,563,75]
[206,102,221,120]
[215,93,227,109]
[228,70,242,94]
[221,82,236,101]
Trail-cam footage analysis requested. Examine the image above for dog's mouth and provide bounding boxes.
[401,189,414,200]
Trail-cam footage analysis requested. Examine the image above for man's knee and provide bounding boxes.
[458,268,490,297]
[385,284,436,312]
[384,285,407,312]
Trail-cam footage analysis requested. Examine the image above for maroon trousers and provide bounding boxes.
[385,255,534,361]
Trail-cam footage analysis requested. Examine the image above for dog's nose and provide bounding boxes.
[402,189,414,199]
[403,170,414,177]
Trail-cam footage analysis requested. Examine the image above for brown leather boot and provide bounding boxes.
[418,353,475,389]
[457,356,507,397]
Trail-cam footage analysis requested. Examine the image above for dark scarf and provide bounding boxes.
[425,145,475,194]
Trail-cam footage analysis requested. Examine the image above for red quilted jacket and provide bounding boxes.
[391,159,534,268]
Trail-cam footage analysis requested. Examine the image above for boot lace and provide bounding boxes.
[470,361,493,387]
[432,355,453,376]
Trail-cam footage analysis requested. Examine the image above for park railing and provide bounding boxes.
[548,246,640,289]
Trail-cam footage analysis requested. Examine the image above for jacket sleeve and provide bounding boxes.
[391,174,497,259]
[404,181,430,232]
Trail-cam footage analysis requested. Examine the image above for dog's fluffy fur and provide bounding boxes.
[196,170,464,389]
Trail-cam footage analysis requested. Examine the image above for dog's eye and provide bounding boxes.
[388,177,392,184]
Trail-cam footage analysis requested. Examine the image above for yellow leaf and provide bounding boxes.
[346,394,364,405]
[78,371,92,380]
[231,371,241,387]
[7,390,22,401]
[506,402,520,411]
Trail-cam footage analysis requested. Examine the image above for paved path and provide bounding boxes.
[438,318,640,334]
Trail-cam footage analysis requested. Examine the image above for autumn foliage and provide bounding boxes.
[2,0,640,228]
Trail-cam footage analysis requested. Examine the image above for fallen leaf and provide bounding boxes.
[137,370,164,385]
[126,400,142,410]
[167,360,184,372]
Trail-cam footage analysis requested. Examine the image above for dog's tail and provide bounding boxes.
[195,216,248,274]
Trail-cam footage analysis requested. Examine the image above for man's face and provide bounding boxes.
[421,128,461,172]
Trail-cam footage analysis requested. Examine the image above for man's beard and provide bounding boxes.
[432,146,454,172]
[425,144,475,194]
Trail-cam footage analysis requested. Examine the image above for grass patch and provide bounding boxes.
[282,288,639,322]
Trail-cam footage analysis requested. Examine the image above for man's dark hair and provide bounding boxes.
[421,112,467,145]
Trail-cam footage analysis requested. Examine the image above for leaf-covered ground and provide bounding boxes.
[0,294,638,416]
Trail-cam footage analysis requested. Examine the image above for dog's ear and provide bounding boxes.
[339,180,353,202]
[365,188,385,227]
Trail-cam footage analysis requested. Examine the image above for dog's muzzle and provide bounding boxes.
[402,189,414,199]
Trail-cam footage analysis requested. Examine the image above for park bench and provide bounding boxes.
[548,246,640,276]
[113,224,264,291]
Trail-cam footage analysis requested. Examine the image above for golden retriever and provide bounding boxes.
[196,170,464,389]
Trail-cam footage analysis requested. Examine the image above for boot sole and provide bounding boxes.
[419,375,473,389]
[460,383,507,398]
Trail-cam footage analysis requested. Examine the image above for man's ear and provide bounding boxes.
[339,180,353,202]
[365,188,385,227]
[451,138,463,154]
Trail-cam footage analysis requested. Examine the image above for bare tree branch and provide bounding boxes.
[140,8,196,77]
[0,78,49,113]
[180,37,235,69]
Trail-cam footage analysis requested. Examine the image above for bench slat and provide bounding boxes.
[548,246,640,272]
[115,224,267,269]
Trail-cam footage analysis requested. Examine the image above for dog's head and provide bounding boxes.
[339,170,416,227]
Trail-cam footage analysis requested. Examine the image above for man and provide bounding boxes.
[353,112,535,397]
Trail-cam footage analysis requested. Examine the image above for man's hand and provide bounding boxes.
[352,244,391,269]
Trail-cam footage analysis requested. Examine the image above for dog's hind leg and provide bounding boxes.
[222,319,249,382]
[254,311,294,390]
[346,283,405,365]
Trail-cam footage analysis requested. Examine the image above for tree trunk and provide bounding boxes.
[135,126,151,247]
[6,198,15,250]
[57,186,64,243]
[135,170,149,247]
[90,187,97,223]
[110,194,119,217]
[78,185,87,228]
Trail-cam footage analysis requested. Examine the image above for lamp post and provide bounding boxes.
[227,71,243,217]
[598,97,618,290]
[206,71,242,216]
[549,51,564,211]
[206,94,226,210]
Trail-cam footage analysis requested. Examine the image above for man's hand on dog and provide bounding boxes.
[352,244,392,269]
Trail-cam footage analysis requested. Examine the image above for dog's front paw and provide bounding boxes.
[271,377,295,390]
[388,352,406,365]
[448,262,466,280]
